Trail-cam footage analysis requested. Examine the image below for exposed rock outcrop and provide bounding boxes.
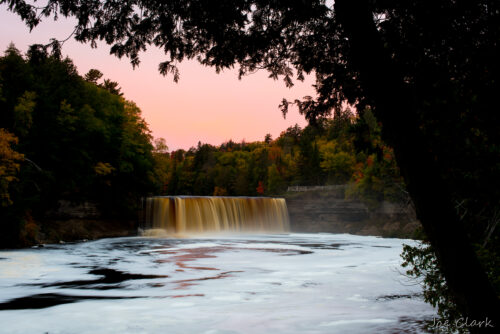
[285,187,420,238]
[34,201,137,245]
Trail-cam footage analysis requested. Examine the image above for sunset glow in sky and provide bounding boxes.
[0,8,315,150]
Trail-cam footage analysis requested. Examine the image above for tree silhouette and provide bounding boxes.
[101,79,123,96]
[84,69,103,84]
[3,0,499,328]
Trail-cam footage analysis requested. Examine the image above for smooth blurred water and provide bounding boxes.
[0,233,436,333]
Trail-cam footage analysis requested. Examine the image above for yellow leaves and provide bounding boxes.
[317,138,356,183]
[123,99,143,119]
[0,129,24,207]
[319,141,354,171]
[213,186,227,196]
[235,157,248,171]
[94,162,115,176]
[320,151,356,173]
[153,138,169,154]
[0,129,21,158]
[268,146,283,162]
[470,127,481,137]
[318,140,336,155]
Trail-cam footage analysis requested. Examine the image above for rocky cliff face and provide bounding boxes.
[285,187,421,238]
[35,201,137,245]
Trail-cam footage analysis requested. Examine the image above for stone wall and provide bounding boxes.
[285,187,421,238]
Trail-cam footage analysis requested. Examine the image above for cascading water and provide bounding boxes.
[143,196,290,235]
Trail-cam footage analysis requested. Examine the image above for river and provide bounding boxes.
[0,233,436,333]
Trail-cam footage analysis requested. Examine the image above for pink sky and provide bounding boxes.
[0,8,315,150]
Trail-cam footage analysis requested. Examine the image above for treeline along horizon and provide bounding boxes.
[154,112,403,203]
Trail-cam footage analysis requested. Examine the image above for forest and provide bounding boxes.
[0,43,403,248]
[153,109,403,203]
[0,44,157,247]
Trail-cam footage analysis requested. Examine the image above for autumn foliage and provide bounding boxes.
[0,45,156,247]
[152,107,403,204]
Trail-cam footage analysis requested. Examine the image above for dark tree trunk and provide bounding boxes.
[335,0,500,331]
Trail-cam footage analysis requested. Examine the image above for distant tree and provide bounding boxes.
[84,68,123,96]
[213,186,227,196]
[233,168,250,195]
[264,133,272,144]
[267,164,284,195]
[319,142,355,184]
[154,138,169,154]
[84,69,103,84]
[256,181,265,195]
[151,138,171,193]
[232,151,251,195]
[12,91,35,137]
[296,127,323,185]
[101,78,123,96]
[175,158,195,195]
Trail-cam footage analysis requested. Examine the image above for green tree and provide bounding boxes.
[233,151,251,195]
[296,127,323,185]
[267,163,284,195]
[13,90,36,137]
[151,138,171,194]
[101,78,123,96]
[84,69,103,84]
[264,133,272,144]
[319,142,355,184]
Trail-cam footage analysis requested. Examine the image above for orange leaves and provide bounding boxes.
[366,155,374,167]
[256,181,265,195]
[0,129,24,207]
[353,162,365,184]
[213,186,227,196]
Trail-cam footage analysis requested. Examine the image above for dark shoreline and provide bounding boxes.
[0,218,138,250]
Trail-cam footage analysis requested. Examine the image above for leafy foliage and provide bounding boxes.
[150,111,403,203]
[402,243,463,332]
[0,45,156,247]
[0,128,23,207]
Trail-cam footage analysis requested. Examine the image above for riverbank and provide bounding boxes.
[34,219,138,245]
[32,200,138,245]
[6,189,421,249]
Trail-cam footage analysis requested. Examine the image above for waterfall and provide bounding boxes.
[143,196,290,235]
